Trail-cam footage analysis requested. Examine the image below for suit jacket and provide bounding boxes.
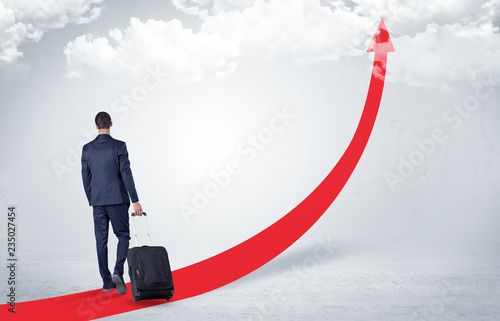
[81,134,139,206]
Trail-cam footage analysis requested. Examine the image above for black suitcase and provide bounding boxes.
[127,213,174,302]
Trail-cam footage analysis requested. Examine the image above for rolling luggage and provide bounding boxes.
[127,213,174,302]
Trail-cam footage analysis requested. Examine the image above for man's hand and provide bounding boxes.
[133,202,143,216]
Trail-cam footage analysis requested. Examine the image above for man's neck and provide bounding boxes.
[98,130,110,135]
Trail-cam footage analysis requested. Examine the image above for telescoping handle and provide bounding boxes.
[131,212,151,247]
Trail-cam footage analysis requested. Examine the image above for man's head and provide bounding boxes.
[95,111,112,130]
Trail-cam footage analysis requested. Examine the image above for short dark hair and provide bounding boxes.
[95,111,112,129]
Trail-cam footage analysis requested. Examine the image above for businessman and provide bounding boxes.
[81,111,143,294]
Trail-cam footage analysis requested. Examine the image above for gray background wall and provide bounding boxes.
[0,0,499,273]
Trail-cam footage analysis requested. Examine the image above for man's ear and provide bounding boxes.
[95,124,99,129]
[110,121,113,128]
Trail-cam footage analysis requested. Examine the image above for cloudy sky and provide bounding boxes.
[0,0,499,270]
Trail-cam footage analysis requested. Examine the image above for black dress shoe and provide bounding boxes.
[112,274,127,294]
[103,283,116,292]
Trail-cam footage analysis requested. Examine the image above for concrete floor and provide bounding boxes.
[11,241,500,320]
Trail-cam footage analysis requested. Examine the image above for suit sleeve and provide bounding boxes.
[81,146,92,206]
[118,142,139,203]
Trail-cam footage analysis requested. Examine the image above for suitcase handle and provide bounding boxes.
[130,212,151,247]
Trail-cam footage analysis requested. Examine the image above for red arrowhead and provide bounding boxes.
[367,18,395,53]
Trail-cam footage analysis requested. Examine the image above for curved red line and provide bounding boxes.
[2,19,393,321]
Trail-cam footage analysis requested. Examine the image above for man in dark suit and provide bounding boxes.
[81,111,143,294]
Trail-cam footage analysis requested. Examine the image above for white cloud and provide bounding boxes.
[172,0,257,17]
[390,20,500,89]
[352,0,493,35]
[0,0,102,64]
[199,0,375,61]
[64,0,500,88]
[63,34,121,78]
[64,18,240,82]
[64,1,375,82]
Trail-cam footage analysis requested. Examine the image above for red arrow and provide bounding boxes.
[1,18,394,320]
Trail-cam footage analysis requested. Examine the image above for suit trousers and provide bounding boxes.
[92,203,130,286]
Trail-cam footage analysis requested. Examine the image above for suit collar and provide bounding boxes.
[96,133,112,140]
